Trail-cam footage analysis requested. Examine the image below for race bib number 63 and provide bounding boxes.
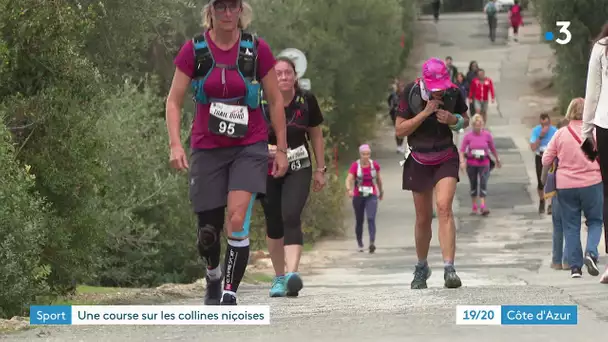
[209,102,249,138]
[287,145,311,172]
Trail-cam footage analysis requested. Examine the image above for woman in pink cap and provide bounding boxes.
[345,144,384,253]
[395,57,470,290]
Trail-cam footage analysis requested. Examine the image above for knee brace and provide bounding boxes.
[196,207,224,255]
[197,224,220,253]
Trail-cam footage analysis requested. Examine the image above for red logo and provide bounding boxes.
[295,109,302,118]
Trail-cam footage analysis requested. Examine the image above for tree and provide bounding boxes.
[535,0,608,111]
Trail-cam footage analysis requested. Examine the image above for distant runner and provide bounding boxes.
[395,58,469,289]
[530,112,558,214]
[484,0,498,42]
[509,0,524,42]
[346,144,384,253]
[459,114,501,216]
[468,69,495,125]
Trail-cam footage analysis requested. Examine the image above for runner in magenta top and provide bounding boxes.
[345,144,384,254]
[459,114,501,216]
[174,30,276,149]
[349,159,382,196]
[460,125,498,167]
[165,0,288,307]
[395,57,470,290]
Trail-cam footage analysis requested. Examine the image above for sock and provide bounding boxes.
[206,266,221,280]
[444,260,454,268]
[416,259,428,268]
[222,238,250,295]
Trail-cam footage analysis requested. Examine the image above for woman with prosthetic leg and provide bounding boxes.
[165,0,288,305]
[395,58,469,289]
[260,57,327,298]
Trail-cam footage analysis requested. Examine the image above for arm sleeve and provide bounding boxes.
[468,80,475,100]
[583,42,604,139]
[488,133,498,156]
[373,161,381,172]
[459,133,469,152]
[529,126,540,143]
[348,162,358,175]
[174,40,195,78]
[540,165,550,185]
[541,131,559,166]
[489,79,496,99]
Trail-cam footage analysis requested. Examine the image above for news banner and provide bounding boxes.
[30,304,577,326]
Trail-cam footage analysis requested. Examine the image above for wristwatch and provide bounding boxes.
[315,166,327,173]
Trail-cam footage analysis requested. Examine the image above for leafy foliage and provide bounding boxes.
[0,0,416,317]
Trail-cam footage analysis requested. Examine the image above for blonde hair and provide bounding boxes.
[203,2,253,30]
[471,113,485,127]
[565,97,584,120]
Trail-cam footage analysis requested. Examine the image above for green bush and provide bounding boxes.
[0,0,417,317]
[535,0,608,112]
[0,121,52,318]
[250,0,414,159]
[92,80,201,287]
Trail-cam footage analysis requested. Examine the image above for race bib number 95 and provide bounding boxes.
[287,145,311,172]
[209,102,249,138]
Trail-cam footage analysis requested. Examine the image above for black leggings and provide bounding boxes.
[596,126,608,253]
[535,154,543,190]
[261,167,312,246]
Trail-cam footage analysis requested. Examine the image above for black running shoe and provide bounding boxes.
[220,293,237,305]
[538,200,545,214]
[444,266,462,289]
[411,264,432,289]
[204,276,222,305]
[584,253,600,276]
[571,267,582,278]
[369,244,376,254]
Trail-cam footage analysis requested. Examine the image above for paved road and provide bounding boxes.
[7,12,608,342]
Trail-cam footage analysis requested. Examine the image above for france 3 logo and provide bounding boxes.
[544,21,572,45]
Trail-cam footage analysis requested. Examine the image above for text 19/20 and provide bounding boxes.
[463,310,495,320]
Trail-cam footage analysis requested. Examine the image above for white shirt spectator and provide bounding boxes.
[582,37,608,139]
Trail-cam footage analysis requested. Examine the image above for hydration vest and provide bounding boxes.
[356,159,377,189]
[405,78,460,153]
[190,31,261,109]
[486,2,497,16]
[260,90,309,125]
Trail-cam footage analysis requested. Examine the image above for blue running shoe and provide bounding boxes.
[269,275,286,297]
[285,272,303,297]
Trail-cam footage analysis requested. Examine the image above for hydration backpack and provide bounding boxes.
[260,90,309,125]
[486,2,497,16]
[190,31,261,109]
[356,159,377,189]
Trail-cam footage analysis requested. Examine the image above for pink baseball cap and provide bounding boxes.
[422,58,453,92]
